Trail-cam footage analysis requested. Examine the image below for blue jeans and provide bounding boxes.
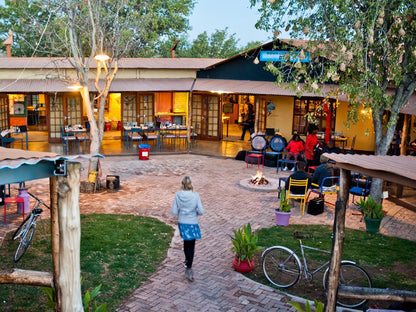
[241,125,253,140]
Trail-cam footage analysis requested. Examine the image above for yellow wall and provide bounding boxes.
[265,97,376,152]
[265,96,294,141]
[334,101,375,152]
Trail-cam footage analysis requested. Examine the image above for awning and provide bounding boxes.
[0,78,414,115]
[0,147,103,184]
[324,153,416,188]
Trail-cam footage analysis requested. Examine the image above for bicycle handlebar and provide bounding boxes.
[27,192,50,210]
[293,231,313,239]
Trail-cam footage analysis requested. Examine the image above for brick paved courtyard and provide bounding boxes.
[2,154,415,311]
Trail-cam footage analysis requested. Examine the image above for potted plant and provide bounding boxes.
[230,223,262,273]
[356,195,384,233]
[275,189,292,226]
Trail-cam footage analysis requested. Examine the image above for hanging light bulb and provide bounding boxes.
[253,57,259,65]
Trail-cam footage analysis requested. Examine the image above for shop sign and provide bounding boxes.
[259,51,310,62]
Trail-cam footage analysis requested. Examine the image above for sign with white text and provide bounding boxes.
[260,51,310,63]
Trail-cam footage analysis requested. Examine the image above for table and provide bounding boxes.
[65,126,87,151]
[124,126,192,148]
[317,135,348,150]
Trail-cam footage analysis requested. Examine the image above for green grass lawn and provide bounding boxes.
[247,224,416,308]
[0,214,174,311]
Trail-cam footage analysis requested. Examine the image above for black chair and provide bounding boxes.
[263,135,286,168]
[246,135,268,168]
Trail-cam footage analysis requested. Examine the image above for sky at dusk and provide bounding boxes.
[187,0,272,47]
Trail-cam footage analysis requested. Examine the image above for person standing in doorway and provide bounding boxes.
[240,104,255,140]
[171,176,204,282]
[305,124,320,169]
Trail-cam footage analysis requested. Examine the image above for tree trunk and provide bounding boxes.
[371,107,396,203]
[56,162,83,312]
[325,169,350,312]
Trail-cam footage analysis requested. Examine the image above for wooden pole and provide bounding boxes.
[255,95,260,134]
[400,114,410,156]
[0,269,52,286]
[338,286,416,303]
[50,176,61,311]
[57,162,83,312]
[325,168,350,312]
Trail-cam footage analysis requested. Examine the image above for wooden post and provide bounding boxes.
[400,114,410,156]
[49,176,61,311]
[325,168,350,312]
[56,162,83,312]
[255,95,260,134]
[338,286,416,302]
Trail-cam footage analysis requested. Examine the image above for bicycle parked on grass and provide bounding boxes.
[262,231,372,308]
[12,192,49,262]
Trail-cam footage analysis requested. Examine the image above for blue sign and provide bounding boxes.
[259,51,310,63]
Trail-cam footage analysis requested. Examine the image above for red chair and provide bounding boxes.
[4,196,26,222]
[246,135,267,169]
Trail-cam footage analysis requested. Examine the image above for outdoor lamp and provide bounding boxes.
[94,53,109,62]
[68,83,82,91]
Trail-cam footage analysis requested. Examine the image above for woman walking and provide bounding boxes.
[171,176,204,282]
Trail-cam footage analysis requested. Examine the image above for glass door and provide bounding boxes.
[192,94,220,140]
[0,95,9,130]
[49,95,64,140]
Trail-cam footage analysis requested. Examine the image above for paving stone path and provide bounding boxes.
[5,154,416,312]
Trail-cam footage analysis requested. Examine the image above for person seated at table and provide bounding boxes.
[283,134,304,171]
[410,138,416,156]
[323,140,340,154]
[311,155,333,188]
[285,162,311,194]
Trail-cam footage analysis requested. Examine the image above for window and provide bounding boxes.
[293,98,336,135]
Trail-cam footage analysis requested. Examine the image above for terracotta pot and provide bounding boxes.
[233,256,255,273]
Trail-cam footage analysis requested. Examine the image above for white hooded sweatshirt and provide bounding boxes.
[171,190,204,224]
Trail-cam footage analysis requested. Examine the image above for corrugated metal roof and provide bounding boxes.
[0,77,414,115]
[324,153,416,188]
[0,79,70,92]
[109,78,195,92]
[0,147,101,170]
[0,57,223,69]
[194,78,345,98]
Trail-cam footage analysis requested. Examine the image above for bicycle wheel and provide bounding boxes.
[262,246,301,288]
[323,262,372,308]
[12,214,31,240]
[14,224,36,262]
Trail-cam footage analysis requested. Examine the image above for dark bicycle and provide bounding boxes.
[12,192,50,262]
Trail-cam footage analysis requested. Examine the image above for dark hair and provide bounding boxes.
[308,124,319,133]
[297,161,306,171]
[292,134,300,141]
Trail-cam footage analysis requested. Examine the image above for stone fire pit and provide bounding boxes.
[239,172,279,192]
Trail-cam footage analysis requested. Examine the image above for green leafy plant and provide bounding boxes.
[278,189,291,212]
[41,278,108,312]
[356,195,384,219]
[230,223,262,266]
[289,299,324,312]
